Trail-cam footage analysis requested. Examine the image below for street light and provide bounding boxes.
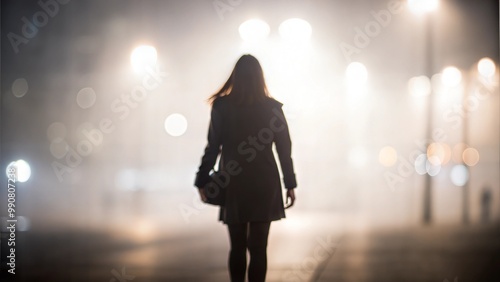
[6,159,32,183]
[238,19,270,43]
[345,62,368,103]
[408,75,431,97]
[408,0,439,14]
[130,45,158,74]
[441,66,462,88]
[279,18,312,43]
[345,62,368,85]
[477,57,496,78]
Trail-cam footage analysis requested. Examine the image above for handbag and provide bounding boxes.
[203,170,227,206]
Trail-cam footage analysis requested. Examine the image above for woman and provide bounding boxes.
[195,54,297,282]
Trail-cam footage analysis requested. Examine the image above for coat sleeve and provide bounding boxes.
[273,106,297,189]
[194,103,224,188]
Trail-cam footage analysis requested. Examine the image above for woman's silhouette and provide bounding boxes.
[195,54,297,282]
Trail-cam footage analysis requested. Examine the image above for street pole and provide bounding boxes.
[462,76,470,225]
[422,12,434,225]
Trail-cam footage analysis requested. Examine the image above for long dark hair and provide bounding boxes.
[209,54,270,105]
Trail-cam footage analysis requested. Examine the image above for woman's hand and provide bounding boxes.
[198,188,208,203]
[285,189,296,209]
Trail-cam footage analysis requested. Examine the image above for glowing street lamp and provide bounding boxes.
[239,19,270,43]
[130,45,158,74]
[408,0,439,14]
[477,57,496,78]
[345,62,368,85]
[408,75,431,97]
[6,159,32,183]
[279,18,312,43]
[441,66,462,88]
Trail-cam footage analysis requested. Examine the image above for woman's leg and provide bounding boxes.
[247,221,271,282]
[227,223,248,282]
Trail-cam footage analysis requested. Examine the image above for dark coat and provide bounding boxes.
[195,96,297,224]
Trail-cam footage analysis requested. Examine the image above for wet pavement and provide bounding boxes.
[1,212,499,282]
[314,224,500,282]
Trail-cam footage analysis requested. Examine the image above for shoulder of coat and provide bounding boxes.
[266,97,283,108]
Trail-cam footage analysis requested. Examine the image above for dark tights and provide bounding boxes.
[227,222,271,282]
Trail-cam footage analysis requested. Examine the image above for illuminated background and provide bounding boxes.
[1,0,499,281]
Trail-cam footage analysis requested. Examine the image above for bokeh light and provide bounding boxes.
[452,143,468,163]
[47,122,67,141]
[477,57,496,78]
[12,78,29,98]
[414,154,441,176]
[414,154,427,175]
[239,19,270,43]
[426,156,441,176]
[379,146,398,167]
[130,45,158,74]
[134,219,155,241]
[427,142,451,166]
[279,18,312,43]
[76,87,97,109]
[441,66,462,87]
[408,76,431,96]
[450,164,469,186]
[345,62,368,85]
[50,138,69,159]
[408,0,439,14]
[16,160,32,182]
[164,113,188,137]
[6,159,32,183]
[462,147,480,166]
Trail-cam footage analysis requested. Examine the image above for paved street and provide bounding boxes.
[315,224,500,282]
[2,211,499,282]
